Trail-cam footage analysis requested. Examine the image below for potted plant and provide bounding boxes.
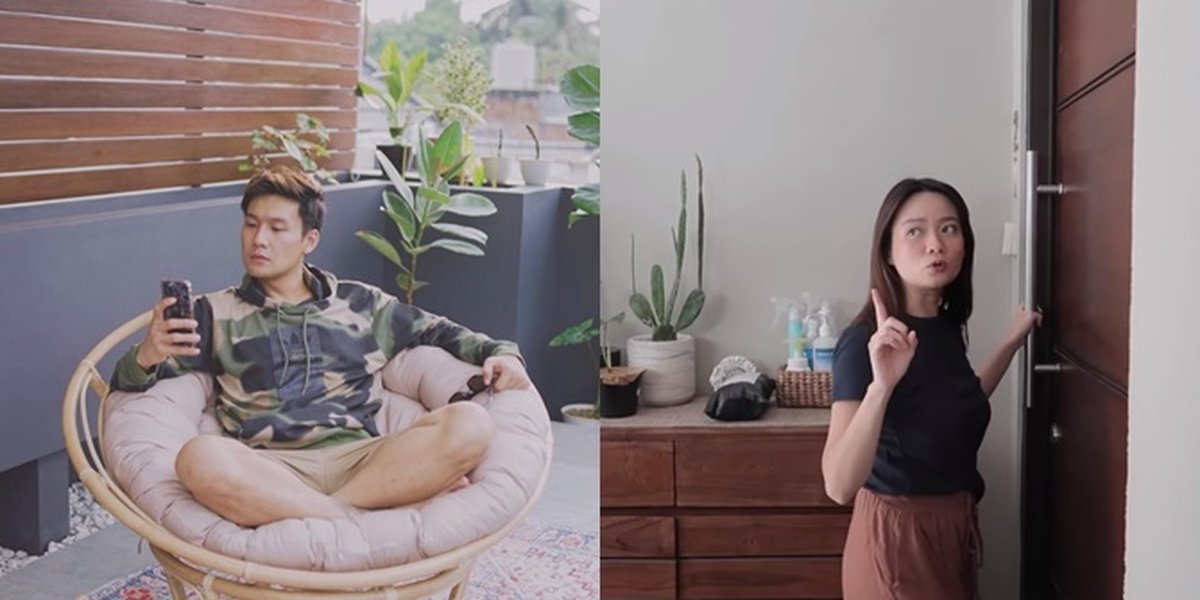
[519,124,554,186]
[626,154,707,406]
[550,312,643,421]
[481,129,514,187]
[429,38,490,186]
[355,121,497,305]
[560,64,599,226]
[355,41,429,175]
[239,113,338,184]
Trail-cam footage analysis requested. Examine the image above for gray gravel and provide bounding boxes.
[0,483,116,578]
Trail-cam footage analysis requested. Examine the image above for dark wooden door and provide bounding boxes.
[1027,1,1136,599]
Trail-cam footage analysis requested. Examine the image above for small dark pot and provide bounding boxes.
[599,371,642,418]
[600,347,623,368]
[376,144,413,174]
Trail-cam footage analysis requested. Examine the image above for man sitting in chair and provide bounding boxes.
[110,166,530,527]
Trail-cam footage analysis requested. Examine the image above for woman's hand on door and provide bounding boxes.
[1006,304,1044,349]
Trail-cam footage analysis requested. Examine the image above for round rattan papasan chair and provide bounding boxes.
[63,311,553,599]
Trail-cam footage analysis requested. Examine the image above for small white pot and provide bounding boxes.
[481,157,514,187]
[561,402,599,425]
[519,159,554,186]
[626,334,695,406]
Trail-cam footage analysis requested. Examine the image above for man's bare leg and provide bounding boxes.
[332,401,494,509]
[175,435,346,527]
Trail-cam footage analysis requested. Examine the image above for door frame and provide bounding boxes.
[1021,0,1058,598]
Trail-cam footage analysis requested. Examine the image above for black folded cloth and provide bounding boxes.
[704,374,776,421]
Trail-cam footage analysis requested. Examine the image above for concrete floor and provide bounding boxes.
[0,422,598,599]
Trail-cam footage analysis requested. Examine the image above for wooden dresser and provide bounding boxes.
[600,399,851,599]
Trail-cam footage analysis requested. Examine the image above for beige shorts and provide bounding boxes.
[258,436,389,495]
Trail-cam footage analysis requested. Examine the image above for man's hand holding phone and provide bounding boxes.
[135,282,201,372]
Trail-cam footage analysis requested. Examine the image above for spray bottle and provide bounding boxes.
[811,300,838,372]
[770,295,811,372]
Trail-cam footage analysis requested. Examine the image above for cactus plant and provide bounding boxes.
[629,154,706,341]
[525,124,541,160]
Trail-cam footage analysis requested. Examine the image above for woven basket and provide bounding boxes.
[775,368,833,408]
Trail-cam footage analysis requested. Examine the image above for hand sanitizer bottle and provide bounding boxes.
[811,304,838,372]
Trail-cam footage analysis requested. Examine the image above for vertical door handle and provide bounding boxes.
[1023,151,1064,409]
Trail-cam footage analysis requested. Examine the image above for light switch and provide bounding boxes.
[1001,222,1018,256]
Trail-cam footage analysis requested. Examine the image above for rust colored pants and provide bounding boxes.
[841,488,982,600]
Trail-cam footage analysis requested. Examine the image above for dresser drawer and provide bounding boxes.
[602,559,676,599]
[678,557,842,599]
[675,436,834,507]
[677,513,850,557]
[601,440,674,507]
[602,515,675,558]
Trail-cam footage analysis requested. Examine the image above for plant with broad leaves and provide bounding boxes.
[549,311,626,369]
[629,154,707,341]
[239,113,337,184]
[355,122,498,304]
[355,42,428,144]
[560,64,599,227]
[550,311,628,416]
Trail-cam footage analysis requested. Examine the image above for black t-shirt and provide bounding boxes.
[831,312,991,500]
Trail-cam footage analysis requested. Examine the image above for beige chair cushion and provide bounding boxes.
[101,347,552,571]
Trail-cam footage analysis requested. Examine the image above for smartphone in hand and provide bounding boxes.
[160,279,193,335]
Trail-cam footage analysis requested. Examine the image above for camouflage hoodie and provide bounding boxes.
[111,265,522,449]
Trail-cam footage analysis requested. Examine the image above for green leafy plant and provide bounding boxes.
[429,38,491,129]
[560,64,599,227]
[550,312,626,369]
[525,124,542,160]
[429,38,491,186]
[239,113,336,184]
[629,154,707,341]
[355,41,429,144]
[561,64,599,145]
[355,121,498,304]
[550,311,628,418]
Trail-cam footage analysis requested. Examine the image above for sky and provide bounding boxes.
[365,0,601,24]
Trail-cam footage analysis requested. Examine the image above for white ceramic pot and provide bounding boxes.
[560,402,599,426]
[519,159,554,186]
[626,334,695,406]
[481,157,514,187]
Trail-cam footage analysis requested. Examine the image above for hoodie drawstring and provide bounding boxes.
[300,308,313,396]
[274,308,290,387]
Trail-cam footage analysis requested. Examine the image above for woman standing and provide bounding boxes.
[822,178,1041,599]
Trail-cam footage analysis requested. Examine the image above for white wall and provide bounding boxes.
[1125,1,1200,597]
[603,2,1023,598]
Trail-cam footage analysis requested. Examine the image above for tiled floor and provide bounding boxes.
[0,421,598,599]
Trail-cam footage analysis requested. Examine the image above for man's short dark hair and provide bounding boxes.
[241,167,326,232]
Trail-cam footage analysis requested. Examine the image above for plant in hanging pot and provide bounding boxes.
[481,129,514,187]
[239,113,338,184]
[626,154,707,406]
[550,312,643,421]
[519,124,554,186]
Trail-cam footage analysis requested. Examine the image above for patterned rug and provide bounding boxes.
[85,519,598,600]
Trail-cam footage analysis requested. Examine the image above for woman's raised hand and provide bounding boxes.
[867,288,918,390]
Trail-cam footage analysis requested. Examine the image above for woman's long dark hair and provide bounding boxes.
[850,178,975,335]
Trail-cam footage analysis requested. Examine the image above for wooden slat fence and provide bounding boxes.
[0,0,362,205]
